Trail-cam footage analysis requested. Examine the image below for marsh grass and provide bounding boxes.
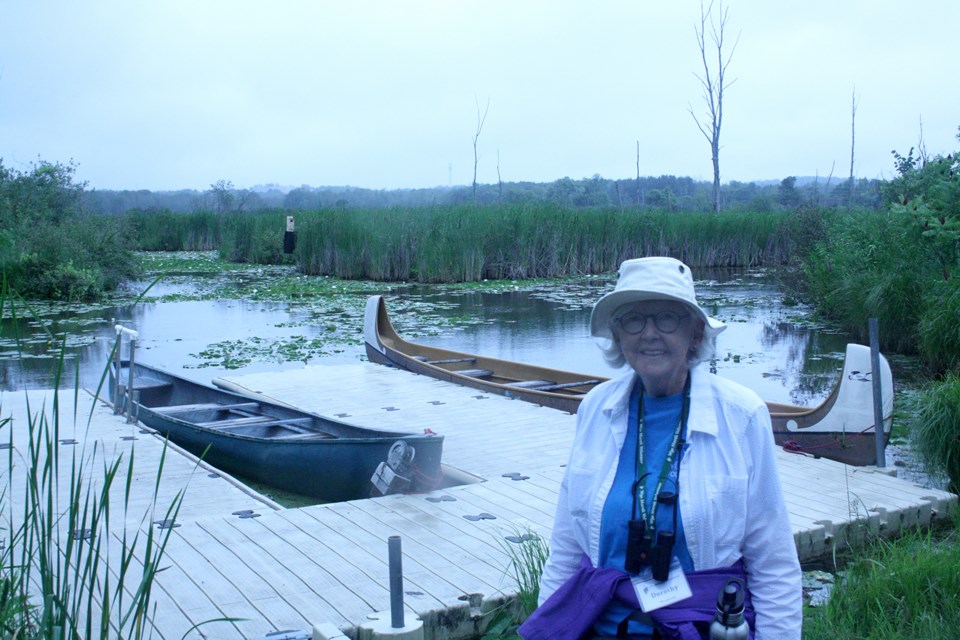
[130,205,800,282]
[918,277,960,374]
[294,205,797,282]
[126,210,221,252]
[915,372,960,494]
[803,517,960,639]
[0,283,202,639]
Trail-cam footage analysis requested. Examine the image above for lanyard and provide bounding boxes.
[629,375,691,531]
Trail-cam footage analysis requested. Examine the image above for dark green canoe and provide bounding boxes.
[108,361,444,502]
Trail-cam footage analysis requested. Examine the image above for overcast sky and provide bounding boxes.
[1,1,957,192]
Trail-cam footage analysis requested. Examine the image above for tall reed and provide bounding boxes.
[0,287,189,639]
[918,277,960,373]
[125,209,222,251]
[291,205,797,282]
[915,372,960,494]
[125,205,799,281]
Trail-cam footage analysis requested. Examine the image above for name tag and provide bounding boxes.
[630,558,692,611]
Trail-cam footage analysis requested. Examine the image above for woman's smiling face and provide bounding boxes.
[612,299,704,397]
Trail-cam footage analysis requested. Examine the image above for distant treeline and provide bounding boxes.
[84,173,884,216]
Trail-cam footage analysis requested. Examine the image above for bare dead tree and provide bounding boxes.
[689,0,739,213]
[824,160,835,206]
[497,149,503,203]
[917,115,929,166]
[636,141,642,206]
[848,87,859,210]
[473,97,490,204]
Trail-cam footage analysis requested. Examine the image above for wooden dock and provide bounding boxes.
[2,363,956,640]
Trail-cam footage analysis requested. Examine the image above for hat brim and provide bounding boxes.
[590,290,726,340]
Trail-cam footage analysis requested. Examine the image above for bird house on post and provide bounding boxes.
[283,215,296,254]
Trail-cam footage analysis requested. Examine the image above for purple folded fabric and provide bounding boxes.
[518,556,754,640]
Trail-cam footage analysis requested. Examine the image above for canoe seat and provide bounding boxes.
[153,402,260,415]
[428,357,477,365]
[458,368,495,379]
[119,378,173,392]
[196,415,277,428]
[535,379,603,392]
[506,379,556,389]
[203,416,315,431]
[274,431,337,440]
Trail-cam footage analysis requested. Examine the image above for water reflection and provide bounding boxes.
[0,269,853,407]
[410,270,849,406]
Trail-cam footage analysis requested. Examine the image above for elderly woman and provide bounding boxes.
[520,257,801,640]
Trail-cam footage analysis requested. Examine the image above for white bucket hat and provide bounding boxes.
[590,257,726,341]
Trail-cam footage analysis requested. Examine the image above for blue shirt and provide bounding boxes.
[595,382,693,638]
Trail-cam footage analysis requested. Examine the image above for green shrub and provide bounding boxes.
[802,209,933,352]
[0,160,140,300]
[800,131,960,361]
[10,254,101,301]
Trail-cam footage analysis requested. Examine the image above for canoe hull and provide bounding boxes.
[364,295,893,466]
[109,362,444,502]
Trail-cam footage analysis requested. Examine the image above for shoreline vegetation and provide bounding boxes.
[2,129,959,637]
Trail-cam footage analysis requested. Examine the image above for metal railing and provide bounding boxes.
[113,323,139,423]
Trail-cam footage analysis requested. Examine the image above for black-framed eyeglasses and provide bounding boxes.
[617,311,689,335]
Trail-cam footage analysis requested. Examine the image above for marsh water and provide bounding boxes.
[1,263,850,410]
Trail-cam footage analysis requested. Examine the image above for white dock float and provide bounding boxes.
[2,363,956,640]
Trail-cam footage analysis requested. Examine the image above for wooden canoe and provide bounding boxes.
[364,294,893,466]
[108,360,444,502]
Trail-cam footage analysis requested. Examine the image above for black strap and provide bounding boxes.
[615,610,661,639]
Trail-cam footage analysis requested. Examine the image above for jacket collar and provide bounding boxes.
[599,364,720,438]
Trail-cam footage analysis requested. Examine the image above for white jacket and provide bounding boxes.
[539,365,802,639]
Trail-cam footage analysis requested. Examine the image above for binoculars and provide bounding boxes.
[624,491,676,582]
